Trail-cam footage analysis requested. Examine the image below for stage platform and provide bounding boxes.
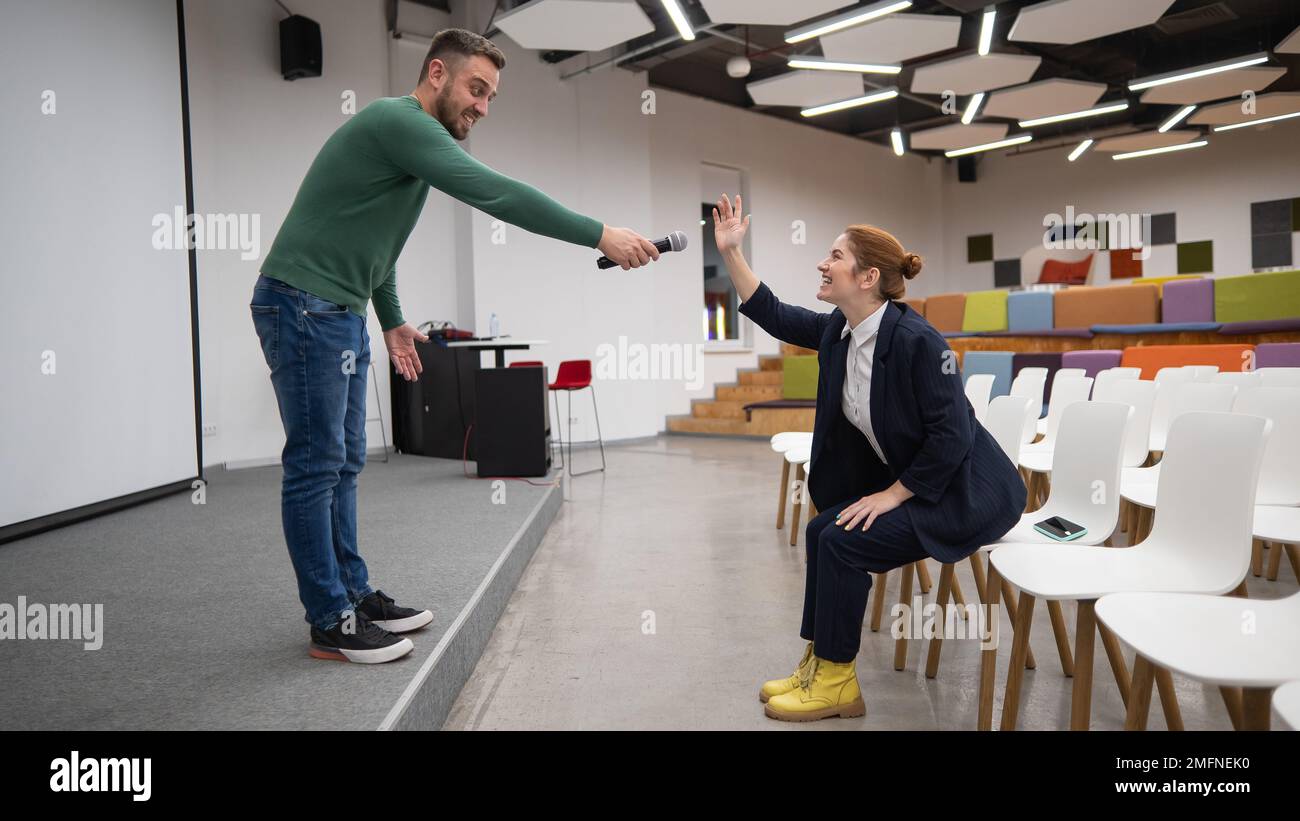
[0,454,561,731]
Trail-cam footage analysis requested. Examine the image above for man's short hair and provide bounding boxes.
[417,28,506,86]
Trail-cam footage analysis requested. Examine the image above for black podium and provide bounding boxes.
[474,366,553,477]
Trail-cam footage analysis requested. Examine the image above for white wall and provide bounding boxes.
[936,125,1300,292]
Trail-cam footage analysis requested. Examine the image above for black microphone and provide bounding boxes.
[596,230,688,269]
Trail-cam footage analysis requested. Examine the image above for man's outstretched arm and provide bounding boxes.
[378,103,657,269]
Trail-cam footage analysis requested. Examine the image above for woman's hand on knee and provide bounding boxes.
[835,483,913,532]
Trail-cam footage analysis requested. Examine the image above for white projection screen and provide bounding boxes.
[0,0,200,541]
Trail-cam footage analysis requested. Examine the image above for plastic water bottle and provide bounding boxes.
[489,312,499,338]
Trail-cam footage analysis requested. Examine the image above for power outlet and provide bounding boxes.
[202,424,218,437]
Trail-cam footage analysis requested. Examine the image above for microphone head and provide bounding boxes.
[667,230,688,252]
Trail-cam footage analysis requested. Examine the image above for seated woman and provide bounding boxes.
[711,194,1026,722]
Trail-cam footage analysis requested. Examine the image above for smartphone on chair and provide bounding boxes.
[1033,516,1087,542]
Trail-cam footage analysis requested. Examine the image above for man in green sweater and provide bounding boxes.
[251,28,658,664]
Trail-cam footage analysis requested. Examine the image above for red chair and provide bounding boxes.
[550,360,606,476]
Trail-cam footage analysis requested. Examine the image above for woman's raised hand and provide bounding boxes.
[712,193,750,253]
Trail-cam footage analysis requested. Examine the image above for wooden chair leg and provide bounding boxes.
[776,459,790,530]
[1124,655,1155,730]
[1118,499,1130,535]
[978,563,1003,731]
[951,572,968,621]
[1287,544,1300,583]
[1251,538,1265,578]
[1241,688,1273,731]
[1070,600,1098,731]
[968,553,988,604]
[893,563,916,671]
[925,564,956,679]
[1024,472,1040,513]
[1266,540,1283,581]
[1220,687,1244,730]
[788,465,805,547]
[1038,473,1051,508]
[1000,590,1038,731]
[1046,600,1075,677]
[1097,621,1131,708]
[869,571,889,632]
[1230,579,1249,598]
[916,559,932,594]
[1155,666,1183,731]
[1000,578,1037,670]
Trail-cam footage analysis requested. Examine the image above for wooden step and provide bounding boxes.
[738,369,782,386]
[667,407,816,437]
[717,384,782,402]
[691,399,747,420]
[781,342,817,357]
[666,416,754,435]
[759,356,784,372]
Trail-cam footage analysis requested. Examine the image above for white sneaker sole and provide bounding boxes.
[372,610,433,634]
[310,637,414,664]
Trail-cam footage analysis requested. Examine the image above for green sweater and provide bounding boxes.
[261,95,604,330]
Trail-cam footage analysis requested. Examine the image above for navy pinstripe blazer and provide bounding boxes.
[739,282,1025,563]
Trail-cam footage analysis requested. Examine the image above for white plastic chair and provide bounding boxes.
[1214,371,1262,390]
[1185,365,1220,382]
[1106,378,1158,469]
[1258,367,1300,387]
[771,432,813,529]
[1096,592,1300,730]
[1147,366,1194,452]
[1237,387,1300,580]
[1273,681,1300,730]
[981,411,1272,730]
[1122,382,1239,518]
[965,373,995,424]
[1017,376,1094,481]
[984,395,1036,465]
[1091,367,1141,402]
[1010,371,1047,427]
[1055,368,1086,380]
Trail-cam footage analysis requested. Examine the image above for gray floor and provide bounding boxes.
[0,454,555,730]
[446,435,1298,731]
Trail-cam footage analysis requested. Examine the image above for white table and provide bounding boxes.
[444,338,549,368]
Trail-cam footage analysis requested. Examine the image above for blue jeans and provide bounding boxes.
[250,274,374,631]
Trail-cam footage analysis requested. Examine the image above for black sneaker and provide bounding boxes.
[355,590,434,634]
[309,612,413,664]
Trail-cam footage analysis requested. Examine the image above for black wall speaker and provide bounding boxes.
[957,155,977,183]
[280,15,322,81]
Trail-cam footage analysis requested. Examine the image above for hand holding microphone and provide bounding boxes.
[596,226,688,270]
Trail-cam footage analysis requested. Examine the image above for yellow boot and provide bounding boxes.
[764,655,866,722]
[759,642,815,703]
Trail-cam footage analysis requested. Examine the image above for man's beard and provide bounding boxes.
[435,88,470,141]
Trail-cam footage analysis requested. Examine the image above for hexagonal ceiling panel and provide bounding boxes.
[1139,66,1287,105]
[910,53,1041,96]
[1008,0,1175,45]
[495,0,654,53]
[909,122,1009,151]
[746,70,865,108]
[1094,130,1200,153]
[699,0,852,26]
[819,14,962,66]
[981,78,1107,120]
[1188,91,1300,126]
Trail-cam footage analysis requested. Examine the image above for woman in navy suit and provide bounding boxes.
[711,194,1026,722]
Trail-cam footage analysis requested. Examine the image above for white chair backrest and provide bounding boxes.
[1258,367,1300,387]
[1092,367,1141,401]
[1055,368,1086,380]
[1009,373,1047,417]
[1233,387,1300,506]
[985,395,1036,464]
[1146,412,1272,588]
[1185,365,1220,382]
[1169,381,1238,422]
[1039,375,1094,444]
[1043,401,1132,536]
[1106,378,1158,467]
[770,431,812,452]
[964,374,996,423]
[1150,367,1196,442]
[1214,371,1262,390]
